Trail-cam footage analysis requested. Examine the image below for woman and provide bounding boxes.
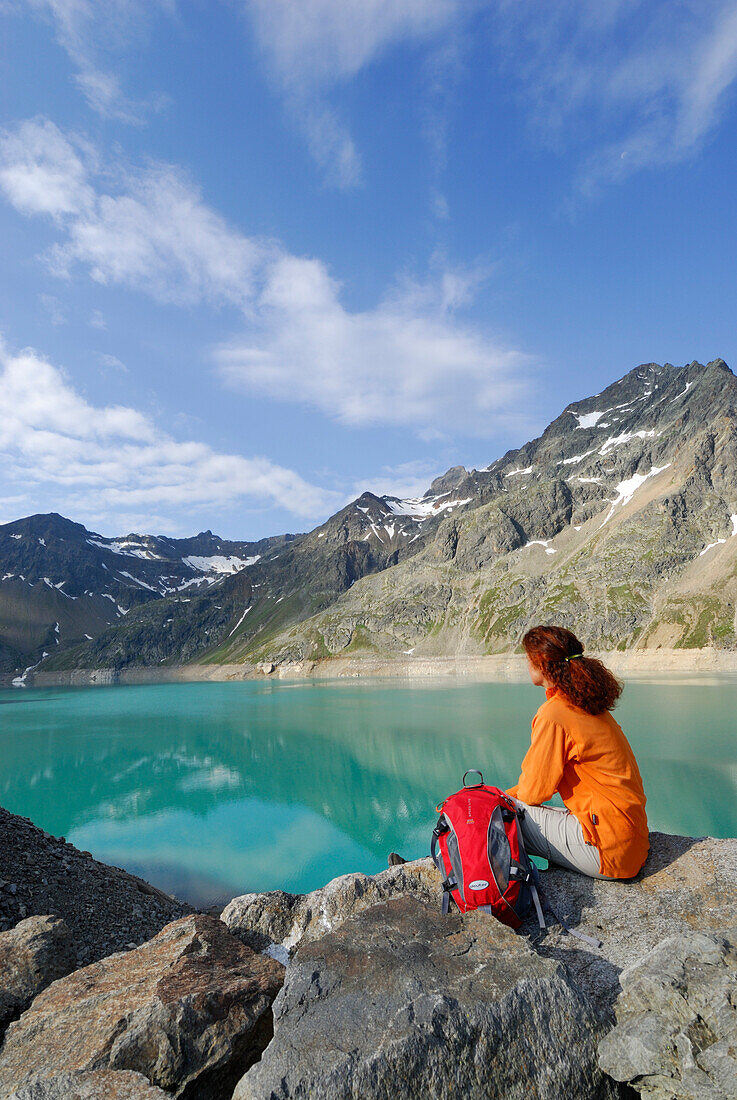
[507,625,649,879]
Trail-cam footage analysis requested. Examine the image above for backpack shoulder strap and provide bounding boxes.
[527,861,547,931]
[431,820,457,915]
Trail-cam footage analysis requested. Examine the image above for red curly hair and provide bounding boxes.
[522,625,622,715]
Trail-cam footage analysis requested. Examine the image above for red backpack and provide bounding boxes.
[430,770,544,930]
[431,770,602,948]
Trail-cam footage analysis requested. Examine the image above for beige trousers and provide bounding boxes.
[510,798,617,880]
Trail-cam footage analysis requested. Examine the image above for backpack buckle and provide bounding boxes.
[441,877,457,893]
[510,865,532,884]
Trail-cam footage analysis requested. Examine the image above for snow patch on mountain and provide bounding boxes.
[524,539,556,555]
[600,465,671,527]
[559,449,597,466]
[385,495,473,519]
[184,554,260,574]
[700,538,726,556]
[12,651,49,687]
[573,410,606,429]
[117,570,158,592]
[599,430,658,456]
[87,538,165,560]
[228,606,252,637]
[671,380,694,403]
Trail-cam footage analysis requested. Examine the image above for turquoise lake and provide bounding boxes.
[1,677,735,907]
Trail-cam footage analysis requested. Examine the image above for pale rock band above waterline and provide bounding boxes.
[20,646,737,690]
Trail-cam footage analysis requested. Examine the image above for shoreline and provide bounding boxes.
[6,646,737,688]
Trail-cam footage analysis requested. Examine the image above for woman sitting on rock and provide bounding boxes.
[507,625,649,880]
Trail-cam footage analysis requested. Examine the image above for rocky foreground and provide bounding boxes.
[0,807,735,1099]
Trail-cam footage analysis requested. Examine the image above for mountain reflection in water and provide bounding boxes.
[1,678,735,908]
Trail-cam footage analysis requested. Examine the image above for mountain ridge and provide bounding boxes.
[2,358,735,679]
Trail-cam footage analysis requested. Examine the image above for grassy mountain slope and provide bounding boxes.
[239,359,737,663]
[4,358,736,676]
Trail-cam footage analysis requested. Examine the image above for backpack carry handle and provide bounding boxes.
[462,769,484,787]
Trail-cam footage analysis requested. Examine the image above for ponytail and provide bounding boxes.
[522,625,622,715]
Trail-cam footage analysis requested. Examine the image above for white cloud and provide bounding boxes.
[51,162,269,306]
[490,0,737,191]
[0,339,341,528]
[0,118,270,305]
[242,0,465,186]
[0,494,30,528]
[24,0,171,123]
[245,0,459,89]
[244,1,737,193]
[0,117,534,438]
[214,255,532,436]
[301,104,362,190]
[0,117,94,217]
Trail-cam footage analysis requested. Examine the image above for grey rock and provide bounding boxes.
[221,856,440,956]
[521,832,737,1022]
[0,914,284,1100]
[428,465,469,495]
[233,895,621,1100]
[451,505,524,569]
[0,915,75,1034]
[224,831,737,1027]
[240,357,737,664]
[0,512,294,677]
[597,929,737,1098]
[0,805,192,959]
[8,1070,171,1099]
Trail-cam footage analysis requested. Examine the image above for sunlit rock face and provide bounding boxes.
[0,914,284,1100]
[599,930,737,1099]
[5,357,737,677]
[0,915,75,1036]
[234,895,621,1100]
[253,359,737,665]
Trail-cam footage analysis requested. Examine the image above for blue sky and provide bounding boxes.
[1,0,737,539]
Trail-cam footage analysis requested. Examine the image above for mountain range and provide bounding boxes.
[2,358,735,681]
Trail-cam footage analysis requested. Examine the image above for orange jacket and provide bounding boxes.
[506,687,649,878]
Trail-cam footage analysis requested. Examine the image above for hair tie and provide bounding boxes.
[564,652,584,662]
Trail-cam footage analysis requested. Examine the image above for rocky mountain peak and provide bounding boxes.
[428,466,468,495]
[1,513,89,542]
[704,357,730,372]
[4,357,737,678]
